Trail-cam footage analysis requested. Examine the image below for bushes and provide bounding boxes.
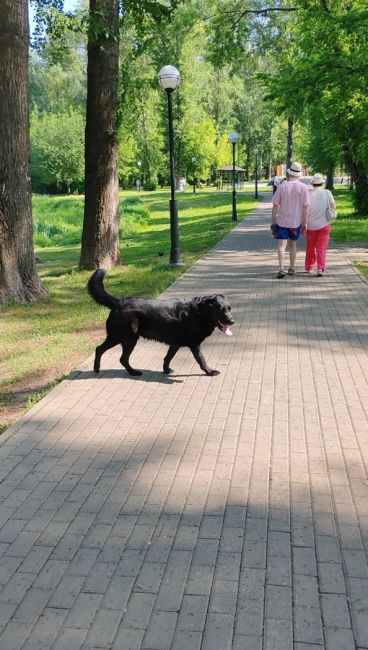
[142,180,157,191]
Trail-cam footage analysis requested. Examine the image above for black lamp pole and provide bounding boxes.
[254,148,259,199]
[232,142,237,221]
[192,157,197,193]
[166,90,182,266]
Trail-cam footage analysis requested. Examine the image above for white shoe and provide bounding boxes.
[317,269,324,277]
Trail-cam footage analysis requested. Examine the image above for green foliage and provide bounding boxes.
[143,180,157,191]
[28,0,368,202]
[31,108,85,193]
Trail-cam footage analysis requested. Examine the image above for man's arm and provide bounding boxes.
[271,204,278,224]
[301,204,309,233]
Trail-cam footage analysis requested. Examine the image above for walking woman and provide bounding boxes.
[305,173,336,277]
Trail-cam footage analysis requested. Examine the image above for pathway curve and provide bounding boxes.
[1,197,368,649]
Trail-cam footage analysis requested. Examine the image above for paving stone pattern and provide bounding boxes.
[1,197,368,649]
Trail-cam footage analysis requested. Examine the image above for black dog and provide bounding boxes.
[88,269,234,376]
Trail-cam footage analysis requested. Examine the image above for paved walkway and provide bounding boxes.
[1,197,368,650]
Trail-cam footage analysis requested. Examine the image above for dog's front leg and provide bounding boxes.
[163,345,180,374]
[190,345,220,376]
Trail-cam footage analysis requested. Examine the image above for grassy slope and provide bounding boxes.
[0,188,255,431]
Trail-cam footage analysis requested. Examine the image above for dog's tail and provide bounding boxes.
[87,269,120,310]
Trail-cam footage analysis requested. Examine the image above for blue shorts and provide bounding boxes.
[273,225,301,241]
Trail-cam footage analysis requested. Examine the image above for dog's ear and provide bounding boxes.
[205,294,220,306]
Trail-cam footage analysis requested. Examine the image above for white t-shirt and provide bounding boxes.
[308,188,334,230]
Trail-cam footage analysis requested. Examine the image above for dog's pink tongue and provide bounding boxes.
[222,325,233,336]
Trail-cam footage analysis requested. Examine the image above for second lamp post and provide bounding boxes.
[254,146,259,199]
[158,65,183,266]
[228,131,240,221]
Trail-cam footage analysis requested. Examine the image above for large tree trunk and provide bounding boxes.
[0,0,44,304]
[343,145,368,215]
[79,0,120,270]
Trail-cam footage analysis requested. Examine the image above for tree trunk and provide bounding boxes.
[80,0,120,270]
[286,116,293,171]
[0,0,44,304]
[325,163,335,191]
[343,145,368,214]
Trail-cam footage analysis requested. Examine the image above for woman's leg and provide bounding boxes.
[315,225,331,271]
[305,230,317,271]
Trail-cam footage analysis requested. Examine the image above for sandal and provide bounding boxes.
[276,270,286,279]
[287,267,295,276]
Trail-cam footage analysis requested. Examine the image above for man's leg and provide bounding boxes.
[289,240,297,270]
[277,239,288,272]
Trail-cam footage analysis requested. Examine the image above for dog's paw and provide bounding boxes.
[93,365,100,374]
[206,369,220,376]
[128,369,142,376]
[163,367,174,374]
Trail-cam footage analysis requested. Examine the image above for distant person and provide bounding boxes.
[272,175,280,195]
[136,179,141,192]
[341,177,344,184]
[305,173,336,277]
[271,161,310,278]
[178,177,186,192]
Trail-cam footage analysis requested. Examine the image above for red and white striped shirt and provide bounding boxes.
[272,178,310,228]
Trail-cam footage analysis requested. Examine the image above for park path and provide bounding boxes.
[1,195,368,649]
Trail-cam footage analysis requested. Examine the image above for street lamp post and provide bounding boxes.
[228,131,240,221]
[158,65,183,266]
[137,161,142,191]
[191,156,197,193]
[254,146,259,199]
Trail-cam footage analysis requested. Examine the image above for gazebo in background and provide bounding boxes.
[217,165,247,190]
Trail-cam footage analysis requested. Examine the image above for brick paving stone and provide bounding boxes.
[1,199,368,648]
[202,612,234,650]
[83,608,123,648]
[170,630,202,650]
[232,636,262,650]
[142,610,177,649]
[324,626,355,650]
[52,627,87,650]
[264,619,293,649]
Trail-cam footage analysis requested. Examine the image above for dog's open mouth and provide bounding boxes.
[218,322,233,336]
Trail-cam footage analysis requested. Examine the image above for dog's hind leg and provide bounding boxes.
[119,334,141,376]
[190,345,220,376]
[163,345,180,374]
[94,336,119,373]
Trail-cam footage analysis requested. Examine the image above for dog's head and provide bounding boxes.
[200,294,234,335]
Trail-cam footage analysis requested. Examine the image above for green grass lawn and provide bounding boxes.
[0,188,256,432]
[332,186,368,280]
[331,187,368,242]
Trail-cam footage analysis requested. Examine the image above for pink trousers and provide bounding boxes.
[305,225,331,271]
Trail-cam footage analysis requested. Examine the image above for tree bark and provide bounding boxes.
[0,0,44,304]
[79,0,120,270]
[343,145,368,214]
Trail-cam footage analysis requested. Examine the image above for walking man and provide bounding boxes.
[271,161,310,278]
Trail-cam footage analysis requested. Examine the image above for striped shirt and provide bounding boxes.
[272,178,310,228]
